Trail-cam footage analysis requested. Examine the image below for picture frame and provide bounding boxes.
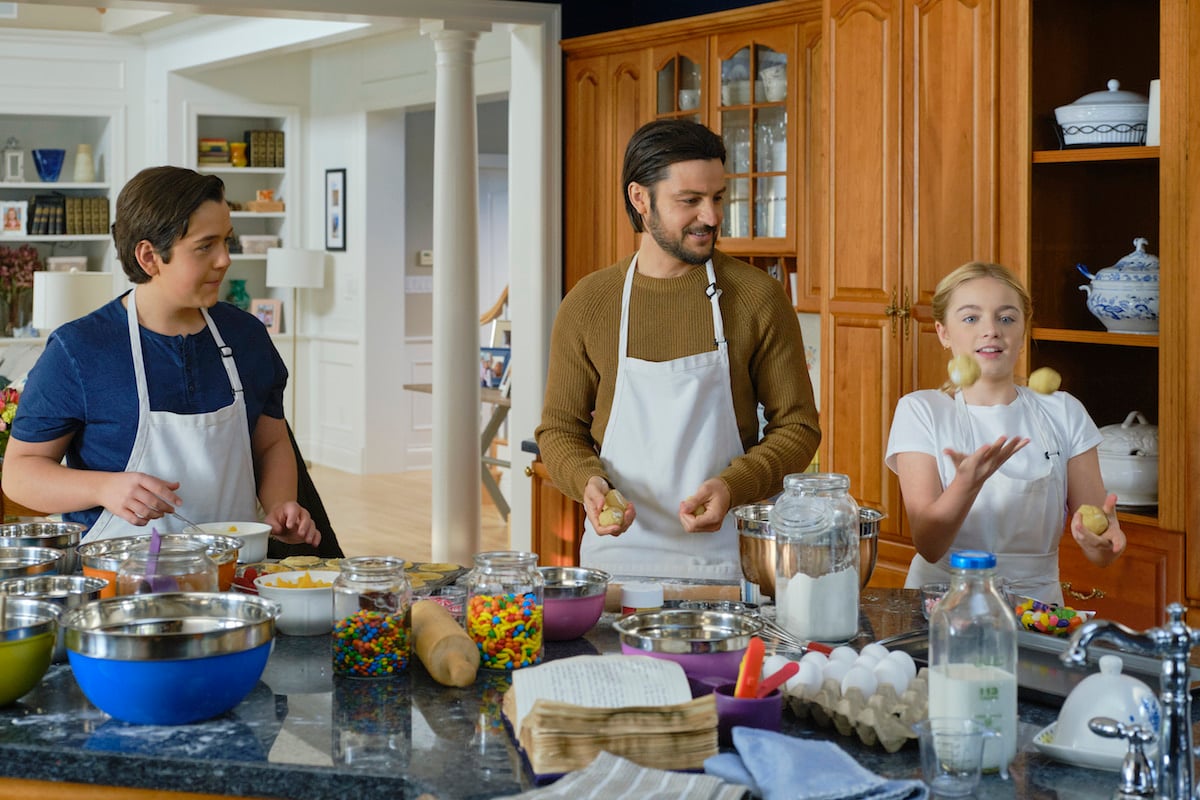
[325,168,346,251]
[489,319,511,347]
[1,200,27,235]
[479,346,510,390]
[252,297,283,334]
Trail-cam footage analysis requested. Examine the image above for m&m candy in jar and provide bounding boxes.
[465,551,544,670]
[333,556,412,677]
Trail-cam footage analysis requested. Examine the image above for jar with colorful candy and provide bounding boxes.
[465,551,544,670]
[332,556,412,678]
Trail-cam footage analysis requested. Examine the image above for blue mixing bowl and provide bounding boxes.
[31,149,66,182]
[63,592,279,725]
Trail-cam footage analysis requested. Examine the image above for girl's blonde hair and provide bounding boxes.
[931,261,1032,325]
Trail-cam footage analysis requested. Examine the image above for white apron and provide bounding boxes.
[904,387,1068,604]
[579,255,745,581]
[85,288,260,542]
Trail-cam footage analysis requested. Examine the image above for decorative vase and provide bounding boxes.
[225,279,251,311]
[230,142,248,168]
[73,144,95,183]
[3,291,29,337]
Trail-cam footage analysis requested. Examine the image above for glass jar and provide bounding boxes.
[115,539,217,595]
[928,550,1018,773]
[465,551,544,669]
[771,472,859,642]
[332,556,412,678]
[225,278,251,311]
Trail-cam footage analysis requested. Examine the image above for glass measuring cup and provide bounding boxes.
[912,717,1001,796]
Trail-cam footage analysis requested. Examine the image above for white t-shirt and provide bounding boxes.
[886,389,1102,486]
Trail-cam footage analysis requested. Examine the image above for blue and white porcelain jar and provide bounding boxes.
[1077,236,1159,333]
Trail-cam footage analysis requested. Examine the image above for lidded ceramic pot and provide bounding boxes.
[1097,410,1158,506]
[1077,237,1159,333]
[1054,79,1148,146]
[1054,654,1160,758]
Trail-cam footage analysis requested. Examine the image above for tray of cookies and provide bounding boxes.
[233,555,467,594]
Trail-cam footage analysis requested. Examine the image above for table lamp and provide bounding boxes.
[32,270,113,333]
[265,248,326,424]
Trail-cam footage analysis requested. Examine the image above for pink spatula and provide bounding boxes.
[756,660,800,698]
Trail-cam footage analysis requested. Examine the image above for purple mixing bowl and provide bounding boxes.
[540,566,609,640]
[612,607,763,681]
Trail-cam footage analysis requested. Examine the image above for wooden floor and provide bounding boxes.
[307,465,511,563]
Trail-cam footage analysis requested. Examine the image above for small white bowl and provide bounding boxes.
[254,570,339,636]
[198,522,271,563]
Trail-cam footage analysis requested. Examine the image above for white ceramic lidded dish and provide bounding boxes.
[1097,410,1158,506]
[1054,79,1148,147]
[1077,236,1159,334]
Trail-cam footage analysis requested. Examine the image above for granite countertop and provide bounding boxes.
[0,588,1187,799]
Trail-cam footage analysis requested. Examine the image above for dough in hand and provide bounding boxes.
[599,488,627,527]
[947,354,981,388]
[1078,504,1109,535]
[692,503,707,516]
[1028,367,1062,395]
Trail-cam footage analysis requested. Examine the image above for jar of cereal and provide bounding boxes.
[332,556,412,677]
[465,551,544,669]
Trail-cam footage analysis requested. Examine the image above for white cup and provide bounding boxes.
[678,89,700,110]
[764,78,787,102]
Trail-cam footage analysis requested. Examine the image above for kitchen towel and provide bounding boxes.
[493,751,749,800]
[705,728,929,800]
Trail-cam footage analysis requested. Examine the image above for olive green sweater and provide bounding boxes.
[535,250,821,508]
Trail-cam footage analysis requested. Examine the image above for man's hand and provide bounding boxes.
[679,478,731,533]
[99,474,183,527]
[584,476,635,536]
[264,501,321,547]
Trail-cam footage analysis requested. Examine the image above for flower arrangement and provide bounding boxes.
[0,244,40,336]
[0,385,19,459]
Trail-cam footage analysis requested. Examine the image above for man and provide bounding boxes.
[535,120,820,580]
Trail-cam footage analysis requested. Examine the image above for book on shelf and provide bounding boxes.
[501,655,718,781]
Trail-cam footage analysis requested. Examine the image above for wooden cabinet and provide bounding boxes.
[822,0,998,545]
[528,459,585,567]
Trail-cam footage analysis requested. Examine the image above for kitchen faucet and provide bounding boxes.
[1064,603,1200,800]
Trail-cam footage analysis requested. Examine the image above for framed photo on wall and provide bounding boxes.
[252,297,283,334]
[325,168,346,251]
[1,200,28,236]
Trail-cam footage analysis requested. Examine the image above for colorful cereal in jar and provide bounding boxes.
[467,591,543,669]
[332,609,411,676]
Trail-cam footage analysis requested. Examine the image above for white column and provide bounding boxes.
[422,20,490,565]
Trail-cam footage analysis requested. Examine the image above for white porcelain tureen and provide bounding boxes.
[1077,237,1159,334]
[1097,410,1158,506]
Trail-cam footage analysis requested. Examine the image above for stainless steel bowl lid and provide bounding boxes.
[540,566,610,598]
[612,608,763,654]
[0,574,108,600]
[62,592,279,660]
[1,596,61,642]
[76,535,151,571]
[0,546,65,579]
[0,521,85,549]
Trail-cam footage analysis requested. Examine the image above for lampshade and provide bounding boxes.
[266,248,326,289]
[32,271,113,331]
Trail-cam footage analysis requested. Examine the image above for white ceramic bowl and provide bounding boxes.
[1098,452,1158,506]
[253,569,338,636]
[198,522,271,563]
[1054,654,1160,758]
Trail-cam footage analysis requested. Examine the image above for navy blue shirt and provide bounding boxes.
[12,292,288,528]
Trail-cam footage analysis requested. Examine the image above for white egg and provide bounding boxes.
[800,650,828,670]
[872,658,910,693]
[762,653,790,680]
[829,645,858,664]
[860,642,890,662]
[886,649,918,681]
[840,665,878,697]
[853,652,881,670]
[822,659,853,686]
[789,660,823,699]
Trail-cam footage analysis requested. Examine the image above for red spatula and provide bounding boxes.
[756,660,799,698]
[733,636,766,699]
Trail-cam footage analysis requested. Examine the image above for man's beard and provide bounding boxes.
[646,202,717,266]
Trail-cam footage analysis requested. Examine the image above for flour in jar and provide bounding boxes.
[777,567,859,641]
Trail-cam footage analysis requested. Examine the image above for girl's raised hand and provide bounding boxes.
[943,435,1030,490]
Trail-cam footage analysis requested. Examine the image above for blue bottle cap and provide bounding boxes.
[949,550,997,570]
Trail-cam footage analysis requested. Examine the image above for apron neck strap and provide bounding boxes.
[619,254,724,356]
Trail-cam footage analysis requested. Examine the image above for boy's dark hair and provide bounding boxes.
[621,119,726,232]
[112,166,226,284]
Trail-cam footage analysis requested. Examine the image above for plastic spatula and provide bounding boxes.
[756,660,799,698]
[733,635,765,699]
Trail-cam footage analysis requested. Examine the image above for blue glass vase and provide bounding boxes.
[31,149,66,182]
[225,279,251,311]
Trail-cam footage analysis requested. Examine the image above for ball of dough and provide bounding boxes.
[598,488,628,527]
[598,508,624,527]
[947,354,981,388]
[1029,366,1062,395]
[1078,504,1109,535]
[604,489,627,510]
[692,503,707,516]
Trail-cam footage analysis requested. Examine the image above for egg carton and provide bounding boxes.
[785,669,929,752]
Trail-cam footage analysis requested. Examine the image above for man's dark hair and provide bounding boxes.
[621,119,726,233]
[112,166,226,284]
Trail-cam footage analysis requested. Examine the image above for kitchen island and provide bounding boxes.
[0,588,1188,799]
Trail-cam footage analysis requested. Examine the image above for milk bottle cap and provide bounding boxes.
[950,550,997,570]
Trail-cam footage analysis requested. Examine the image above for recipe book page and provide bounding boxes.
[510,655,692,732]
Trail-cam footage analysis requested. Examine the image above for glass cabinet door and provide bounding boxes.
[654,41,708,122]
[717,37,791,242]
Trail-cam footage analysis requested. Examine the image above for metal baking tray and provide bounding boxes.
[887,628,1200,705]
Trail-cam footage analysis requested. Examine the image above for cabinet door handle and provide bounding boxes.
[899,288,911,338]
[524,466,534,477]
[1060,581,1107,602]
[884,290,900,336]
